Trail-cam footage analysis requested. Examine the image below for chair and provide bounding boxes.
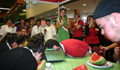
[93,46,106,58]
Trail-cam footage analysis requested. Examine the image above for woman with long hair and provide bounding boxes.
[56,6,71,43]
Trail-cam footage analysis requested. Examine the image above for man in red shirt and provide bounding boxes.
[45,39,92,57]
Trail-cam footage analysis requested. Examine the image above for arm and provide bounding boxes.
[55,19,62,29]
[31,27,34,37]
[53,26,57,36]
[101,43,117,50]
[63,18,71,30]
[71,22,76,32]
[76,21,82,30]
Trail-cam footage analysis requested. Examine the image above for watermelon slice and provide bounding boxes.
[37,60,47,70]
[90,52,107,65]
[73,64,88,70]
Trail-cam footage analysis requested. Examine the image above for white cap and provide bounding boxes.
[46,63,51,67]
[60,5,66,9]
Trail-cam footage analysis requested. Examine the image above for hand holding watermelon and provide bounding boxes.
[37,60,47,70]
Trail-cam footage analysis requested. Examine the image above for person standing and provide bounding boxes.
[56,6,71,43]
[85,15,102,48]
[10,22,17,33]
[44,19,57,42]
[93,0,120,63]
[71,14,83,41]
[28,17,35,35]
[31,19,44,37]
[0,19,12,40]
[16,19,26,33]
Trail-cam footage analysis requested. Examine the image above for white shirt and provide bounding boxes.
[0,25,12,40]
[31,25,44,37]
[44,25,57,42]
[10,26,17,33]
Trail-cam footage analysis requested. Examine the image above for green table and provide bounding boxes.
[51,56,120,70]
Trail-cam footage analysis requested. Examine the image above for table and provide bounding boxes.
[51,56,120,70]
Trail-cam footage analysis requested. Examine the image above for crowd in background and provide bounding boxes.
[0,3,119,70]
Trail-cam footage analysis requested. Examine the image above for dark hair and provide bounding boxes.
[4,18,12,24]
[11,22,15,24]
[27,33,45,53]
[36,19,41,23]
[20,19,24,21]
[30,17,34,20]
[75,13,80,17]
[45,39,61,48]
[0,32,25,45]
[20,27,26,31]
[46,19,50,22]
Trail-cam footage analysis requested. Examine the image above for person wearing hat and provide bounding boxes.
[71,13,84,41]
[0,18,12,40]
[31,19,44,37]
[56,6,71,43]
[93,0,120,64]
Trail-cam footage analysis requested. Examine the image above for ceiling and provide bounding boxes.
[0,0,16,14]
[34,0,101,18]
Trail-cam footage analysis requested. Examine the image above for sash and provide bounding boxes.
[57,18,68,32]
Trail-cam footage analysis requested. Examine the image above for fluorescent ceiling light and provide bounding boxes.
[84,11,86,12]
[56,12,58,13]
[0,11,1,12]
[83,4,86,6]
[47,14,49,16]
[0,7,10,10]
[41,16,42,18]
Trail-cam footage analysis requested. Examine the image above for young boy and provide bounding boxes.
[45,39,92,57]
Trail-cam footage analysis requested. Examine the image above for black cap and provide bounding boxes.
[93,0,120,19]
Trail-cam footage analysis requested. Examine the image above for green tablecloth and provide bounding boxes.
[51,56,120,70]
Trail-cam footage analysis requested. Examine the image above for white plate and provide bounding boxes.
[87,60,113,68]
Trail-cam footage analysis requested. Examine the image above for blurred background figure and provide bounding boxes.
[71,13,83,41]
[31,19,44,37]
[44,19,57,42]
[25,21,30,33]
[10,22,17,33]
[28,17,35,35]
[85,15,102,48]
[55,6,71,43]
[16,19,26,33]
[0,18,12,40]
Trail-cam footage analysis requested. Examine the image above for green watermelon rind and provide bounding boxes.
[90,52,107,65]
[37,60,47,70]
[91,57,107,65]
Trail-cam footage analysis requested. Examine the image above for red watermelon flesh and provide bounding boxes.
[90,52,107,65]
[73,64,88,70]
[37,60,46,70]
[91,52,101,61]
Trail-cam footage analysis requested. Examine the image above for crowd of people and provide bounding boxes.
[0,0,120,70]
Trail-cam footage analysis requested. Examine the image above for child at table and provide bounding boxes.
[45,39,92,57]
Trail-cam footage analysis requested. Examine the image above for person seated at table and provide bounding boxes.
[0,33,45,70]
[0,33,25,53]
[45,39,92,57]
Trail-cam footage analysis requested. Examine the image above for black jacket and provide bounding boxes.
[0,47,37,70]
